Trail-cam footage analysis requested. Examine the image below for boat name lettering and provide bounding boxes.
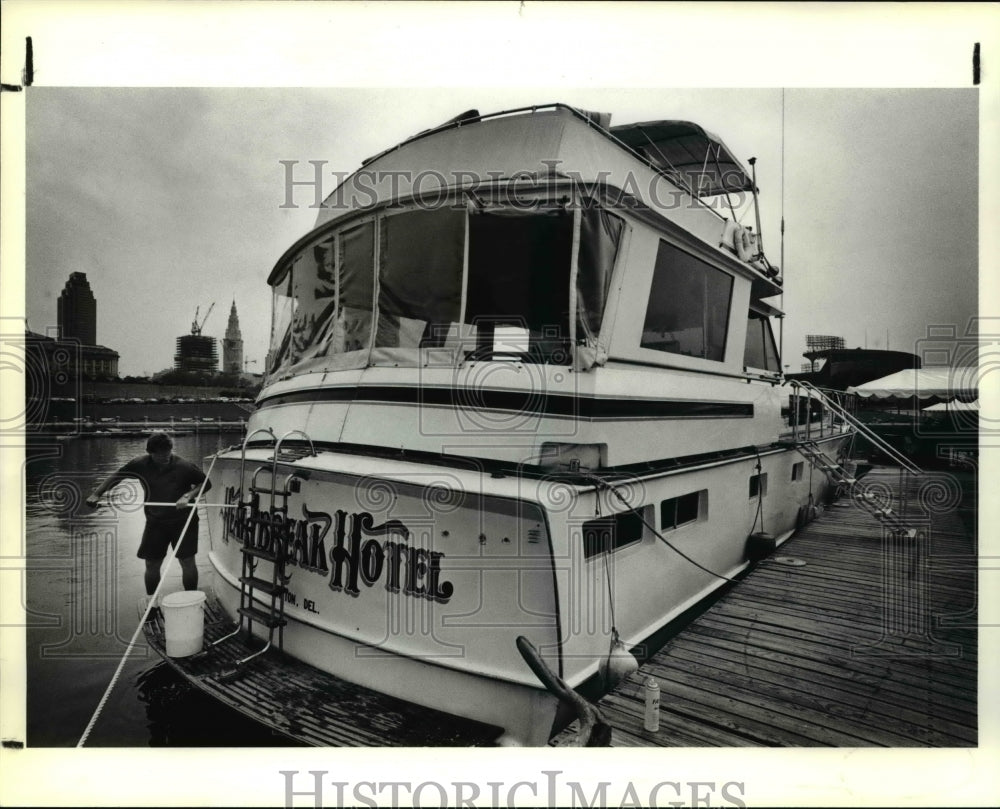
[222,486,454,603]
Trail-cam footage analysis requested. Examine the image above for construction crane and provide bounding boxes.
[190,302,215,336]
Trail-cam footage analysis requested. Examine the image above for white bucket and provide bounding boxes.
[162,590,207,657]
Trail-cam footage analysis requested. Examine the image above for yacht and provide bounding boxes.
[202,104,852,744]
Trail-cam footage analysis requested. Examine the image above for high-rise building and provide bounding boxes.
[57,272,97,345]
[223,299,244,374]
[175,334,218,373]
[49,272,119,380]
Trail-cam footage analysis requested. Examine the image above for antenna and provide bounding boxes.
[778,88,786,374]
[748,157,764,262]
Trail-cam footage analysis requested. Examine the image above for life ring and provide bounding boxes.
[734,226,756,262]
[722,220,756,262]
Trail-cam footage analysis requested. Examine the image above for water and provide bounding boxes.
[24,433,303,747]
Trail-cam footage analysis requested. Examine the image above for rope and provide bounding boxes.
[779,88,786,372]
[584,472,740,584]
[602,546,617,632]
[76,452,220,747]
[590,486,620,633]
[750,447,766,535]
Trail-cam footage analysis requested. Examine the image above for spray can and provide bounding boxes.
[643,677,660,732]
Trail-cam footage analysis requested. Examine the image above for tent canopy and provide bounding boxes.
[923,399,979,412]
[848,367,978,401]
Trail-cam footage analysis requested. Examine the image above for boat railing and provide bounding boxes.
[788,380,922,476]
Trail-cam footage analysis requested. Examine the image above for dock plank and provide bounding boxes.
[657,637,977,733]
[689,615,979,711]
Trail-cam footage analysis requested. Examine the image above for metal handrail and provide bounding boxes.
[789,380,922,476]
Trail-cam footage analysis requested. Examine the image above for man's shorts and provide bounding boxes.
[137,517,199,560]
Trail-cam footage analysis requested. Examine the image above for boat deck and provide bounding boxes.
[142,598,502,747]
[553,466,978,747]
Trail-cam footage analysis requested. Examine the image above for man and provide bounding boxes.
[86,432,212,606]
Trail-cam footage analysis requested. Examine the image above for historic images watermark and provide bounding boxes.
[1,322,83,437]
[912,320,990,446]
[280,769,747,809]
[18,471,143,659]
[278,160,752,212]
[3,320,138,660]
[416,323,581,439]
[844,319,984,657]
[216,461,647,660]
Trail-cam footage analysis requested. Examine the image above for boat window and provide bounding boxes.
[267,201,624,373]
[465,210,574,363]
[269,274,294,373]
[641,240,732,362]
[660,490,703,530]
[577,207,625,345]
[582,508,645,560]
[267,220,375,376]
[375,208,465,349]
[743,312,780,371]
[749,473,768,498]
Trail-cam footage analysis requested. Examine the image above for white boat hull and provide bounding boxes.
[202,432,848,744]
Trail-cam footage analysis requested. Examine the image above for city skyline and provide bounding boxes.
[34,268,250,377]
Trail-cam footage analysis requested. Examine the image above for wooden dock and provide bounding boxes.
[143,598,502,747]
[554,466,977,747]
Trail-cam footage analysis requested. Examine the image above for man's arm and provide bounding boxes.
[176,467,213,508]
[85,471,127,508]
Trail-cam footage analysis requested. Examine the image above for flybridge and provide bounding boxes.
[358,104,756,203]
[306,104,778,276]
[262,104,785,404]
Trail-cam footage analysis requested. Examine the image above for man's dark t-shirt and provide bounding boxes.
[116,455,207,523]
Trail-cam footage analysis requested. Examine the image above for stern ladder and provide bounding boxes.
[212,428,316,669]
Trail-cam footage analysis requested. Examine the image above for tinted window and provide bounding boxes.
[466,210,573,363]
[641,240,733,361]
[582,509,644,559]
[376,208,465,349]
[661,491,703,530]
[577,207,625,344]
[743,314,780,370]
[267,220,376,376]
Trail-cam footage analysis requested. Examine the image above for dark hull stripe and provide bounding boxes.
[257,386,753,419]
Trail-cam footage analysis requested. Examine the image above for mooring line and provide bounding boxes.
[76,453,220,747]
[583,471,740,585]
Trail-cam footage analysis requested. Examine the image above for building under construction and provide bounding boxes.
[174,304,219,373]
[805,334,846,352]
[174,334,218,373]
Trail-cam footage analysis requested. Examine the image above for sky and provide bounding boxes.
[25,86,978,376]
